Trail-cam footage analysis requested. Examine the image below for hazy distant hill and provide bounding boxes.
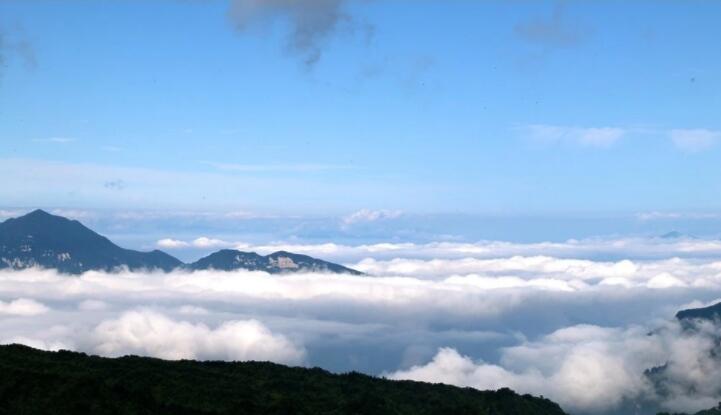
[0,344,567,415]
[0,210,360,275]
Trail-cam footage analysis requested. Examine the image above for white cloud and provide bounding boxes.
[670,129,721,153]
[93,310,305,363]
[0,298,49,316]
[157,238,190,249]
[156,237,233,250]
[388,321,721,414]
[192,237,234,249]
[647,273,687,289]
[342,208,403,226]
[525,124,627,147]
[203,237,721,263]
[353,256,639,280]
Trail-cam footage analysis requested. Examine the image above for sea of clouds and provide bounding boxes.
[4,237,721,414]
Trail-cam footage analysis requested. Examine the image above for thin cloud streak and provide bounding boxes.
[522,124,721,153]
[523,124,627,147]
[31,137,76,144]
[204,161,354,173]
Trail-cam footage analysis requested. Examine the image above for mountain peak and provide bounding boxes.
[0,210,182,274]
[7,209,78,229]
[13,209,61,222]
[188,249,361,275]
[26,209,52,217]
[2,209,84,234]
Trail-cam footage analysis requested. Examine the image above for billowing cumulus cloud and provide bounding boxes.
[389,320,721,414]
[0,298,49,316]
[388,325,655,413]
[93,310,304,363]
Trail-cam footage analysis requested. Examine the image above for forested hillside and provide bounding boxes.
[0,344,566,415]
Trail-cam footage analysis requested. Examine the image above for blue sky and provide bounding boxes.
[1,0,720,242]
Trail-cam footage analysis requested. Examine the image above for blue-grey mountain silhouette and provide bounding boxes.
[675,301,721,323]
[0,210,360,275]
[0,210,181,273]
[187,249,362,275]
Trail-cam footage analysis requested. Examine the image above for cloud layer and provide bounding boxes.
[389,318,721,414]
[4,237,721,413]
[156,236,721,264]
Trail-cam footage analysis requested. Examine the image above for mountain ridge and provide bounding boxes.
[0,344,568,415]
[675,302,721,323]
[187,248,362,275]
[0,210,360,275]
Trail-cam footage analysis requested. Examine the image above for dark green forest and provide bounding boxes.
[0,344,567,415]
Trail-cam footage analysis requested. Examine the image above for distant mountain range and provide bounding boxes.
[0,210,360,275]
